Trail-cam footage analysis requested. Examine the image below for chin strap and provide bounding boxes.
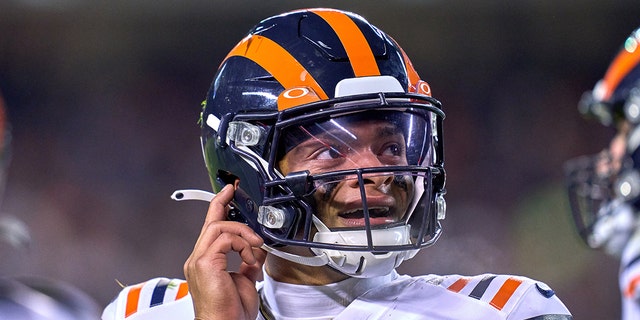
[171,189,331,267]
[260,245,330,266]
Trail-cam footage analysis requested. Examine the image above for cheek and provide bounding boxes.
[310,191,333,224]
[317,181,340,201]
[277,158,289,175]
[393,175,413,195]
[393,176,414,208]
[311,182,343,219]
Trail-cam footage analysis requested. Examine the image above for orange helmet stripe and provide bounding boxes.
[314,10,381,77]
[601,46,640,100]
[223,35,328,100]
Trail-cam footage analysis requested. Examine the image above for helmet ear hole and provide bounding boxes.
[216,169,240,187]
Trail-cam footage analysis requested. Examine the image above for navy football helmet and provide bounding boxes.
[566,27,640,254]
[197,8,446,277]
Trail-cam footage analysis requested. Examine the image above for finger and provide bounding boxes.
[187,232,261,274]
[191,183,235,257]
[239,247,267,283]
[190,220,262,262]
[229,272,261,319]
[186,233,244,277]
[204,183,236,223]
[208,232,261,265]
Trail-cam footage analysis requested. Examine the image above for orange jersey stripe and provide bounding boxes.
[314,10,380,77]
[601,46,640,100]
[447,277,470,293]
[625,274,640,297]
[176,281,189,300]
[223,35,328,102]
[124,284,143,318]
[489,277,523,310]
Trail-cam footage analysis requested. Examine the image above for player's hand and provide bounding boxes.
[184,183,266,320]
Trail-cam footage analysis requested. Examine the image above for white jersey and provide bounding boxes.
[620,229,640,320]
[102,272,571,320]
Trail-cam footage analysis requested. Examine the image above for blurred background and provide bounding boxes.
[0,0,638,318]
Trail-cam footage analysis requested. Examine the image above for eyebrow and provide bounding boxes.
[377,125,403,137]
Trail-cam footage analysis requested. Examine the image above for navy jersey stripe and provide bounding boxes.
[469,275,497,300]
[150,278,171,307]
[623,254,640,271]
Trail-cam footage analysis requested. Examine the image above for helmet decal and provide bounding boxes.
[277,87,322,110]
[313,9,381,77]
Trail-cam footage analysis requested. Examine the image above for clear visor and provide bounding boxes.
[278,110,436,170]
[268,109,440,250]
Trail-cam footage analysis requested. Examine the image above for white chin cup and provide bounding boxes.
[310,225,418,278]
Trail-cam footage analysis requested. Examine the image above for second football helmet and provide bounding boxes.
[566,27,640,254]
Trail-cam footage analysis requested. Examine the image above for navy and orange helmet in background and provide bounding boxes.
[566,27,640,250]
[579,28,640,127]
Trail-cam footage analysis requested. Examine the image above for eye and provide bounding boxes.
[316,146,346,160]
[381,143,402,157]
[378,142,407,165]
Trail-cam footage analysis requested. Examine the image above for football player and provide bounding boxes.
[104,8,572,319]
[565,26,640,319]
[0,92,101,319]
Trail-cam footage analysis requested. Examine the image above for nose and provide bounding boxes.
[344,151,394,188]
[361,173,394,189]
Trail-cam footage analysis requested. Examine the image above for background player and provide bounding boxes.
[565,26,640,319]
[0,91,101,319]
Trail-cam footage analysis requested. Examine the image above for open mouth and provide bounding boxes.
[338,207,395,226]
[340,207,390,218]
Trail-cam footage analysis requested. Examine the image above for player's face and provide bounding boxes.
[278,119,414,229]
[596,121,630,177]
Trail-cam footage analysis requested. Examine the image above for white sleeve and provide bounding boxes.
[101,277,194,320]
[507,280,572,320]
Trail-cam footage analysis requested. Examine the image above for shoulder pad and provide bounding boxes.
[102,277,193,320]
[442,274,570,317]
[443,274,528,310]
[443,274,557,308]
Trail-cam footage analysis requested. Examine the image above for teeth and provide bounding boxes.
[341,207,390,218]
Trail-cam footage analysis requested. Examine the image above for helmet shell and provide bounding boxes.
[201,8,427,196]
[198,8,445,264]
[581,27,640,126]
